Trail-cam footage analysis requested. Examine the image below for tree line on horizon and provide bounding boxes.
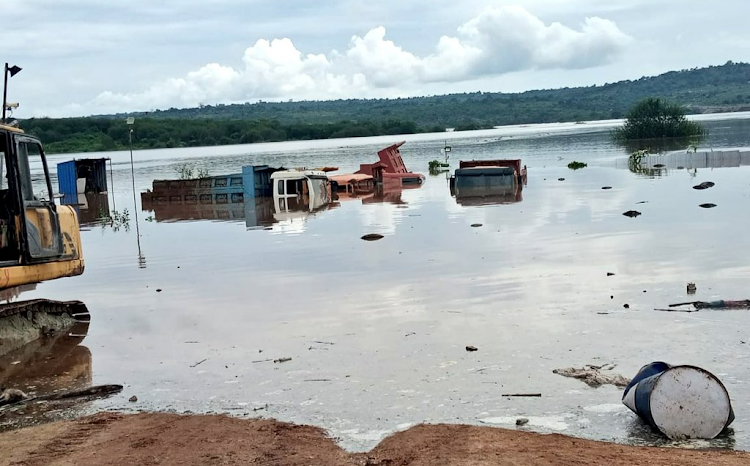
[20,61,750,154]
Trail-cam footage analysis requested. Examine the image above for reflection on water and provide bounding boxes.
[0,321,92,431]
[60,193,111,227]
[5,115,750,451]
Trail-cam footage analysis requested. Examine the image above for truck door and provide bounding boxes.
[15,137,64,260]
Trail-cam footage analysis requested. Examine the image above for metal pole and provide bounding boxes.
[2,63,8,123]
[129,128,145,268]
[109,157,116,211]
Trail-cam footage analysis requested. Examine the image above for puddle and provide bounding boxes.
[4,117,750,451]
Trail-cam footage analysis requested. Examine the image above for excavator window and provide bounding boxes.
[15,137,63,260]
[0,132,17,262]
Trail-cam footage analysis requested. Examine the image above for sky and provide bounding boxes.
[2,0,748,118]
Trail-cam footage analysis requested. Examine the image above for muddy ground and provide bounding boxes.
[0,413,748,466]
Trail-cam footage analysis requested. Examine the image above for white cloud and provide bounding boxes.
[67,5,632,114]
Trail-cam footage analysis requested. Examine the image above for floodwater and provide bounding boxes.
[3,114,750,451]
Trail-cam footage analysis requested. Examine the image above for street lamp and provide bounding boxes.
[125,116,145,268]
[2,63,22,124]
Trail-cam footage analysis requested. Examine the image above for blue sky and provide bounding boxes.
[2,0,747,117]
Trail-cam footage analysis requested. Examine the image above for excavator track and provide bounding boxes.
[0,300,89,321]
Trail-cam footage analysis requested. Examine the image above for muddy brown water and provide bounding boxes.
[3,114,750,451]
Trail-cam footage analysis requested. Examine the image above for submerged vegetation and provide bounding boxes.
[175,163,210,180]
[567,161,587,170]
[613,98,706,141]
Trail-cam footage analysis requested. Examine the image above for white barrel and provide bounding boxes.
[622,363,734,440]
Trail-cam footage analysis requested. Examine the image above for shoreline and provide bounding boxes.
[1,412,748,465]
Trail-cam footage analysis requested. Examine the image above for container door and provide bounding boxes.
[16,138,64,260]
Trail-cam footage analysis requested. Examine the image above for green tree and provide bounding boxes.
[613,97,706,140]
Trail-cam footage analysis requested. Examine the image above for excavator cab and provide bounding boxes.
[0,124,84,290]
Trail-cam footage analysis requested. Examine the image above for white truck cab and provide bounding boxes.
[270,170,330,220]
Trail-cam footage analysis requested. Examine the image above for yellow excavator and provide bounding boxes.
[0,123,86,349]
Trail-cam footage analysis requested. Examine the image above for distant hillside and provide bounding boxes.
[111,61,750,127]
[21,61,750,154]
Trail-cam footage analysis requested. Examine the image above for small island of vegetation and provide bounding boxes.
[613,98,706,141]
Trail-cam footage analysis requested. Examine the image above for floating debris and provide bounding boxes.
[622,210,641,218]
[700,203,717,208]
[558,178,565,181]
[190,358,208,368]
[553,364,630,388]
[567,161,587,170]
[687,282,697,294]
[0,388,28,407]
[661,300,750,312]
[607,272,615,277]
[624,304,630,309]
[361,234,384,241]
[516,418,530,426]
[502,393,542,397]
[623,362,733,440]
[653,163,665,168]
[129,395,138,403]
[465,345,478,352]
[156,289,163,293]
[274,357,292,363]
[693,181,715,190]
[471,224,483,228]
[601,186,612,190]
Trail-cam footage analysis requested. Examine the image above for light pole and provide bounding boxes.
[2,63,22,124]
[126,117,146,268]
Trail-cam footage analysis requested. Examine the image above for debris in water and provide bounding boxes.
[636,201,648,204]
[274,357,292,363]
[252,358,273,363]
[0,388,28,406]
[129,395,138,403]
[471,224,483,228]
[2,385,124,408]
[601,186,612,190]
[700,203,717,208]
[502,393,542,397]
[664,300,750,311]
[687,282,697,294]
[622,210,641,218]
[553,364,630,388]
[190,358,208,368]
[361,234,384,241]
[516,418,530,426]
[653,163,665,168]
[693,181,715,190]
[558,178,565,181]
[607,272,615,277]
[567,161,587,170]
[465,345,478,352]
[156,289,163,293]
[622,362,733,440]
[624,304,630,309]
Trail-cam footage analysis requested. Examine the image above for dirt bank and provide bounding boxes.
[0,413,748,466]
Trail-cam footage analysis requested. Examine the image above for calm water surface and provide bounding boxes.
[3,116,750,451]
